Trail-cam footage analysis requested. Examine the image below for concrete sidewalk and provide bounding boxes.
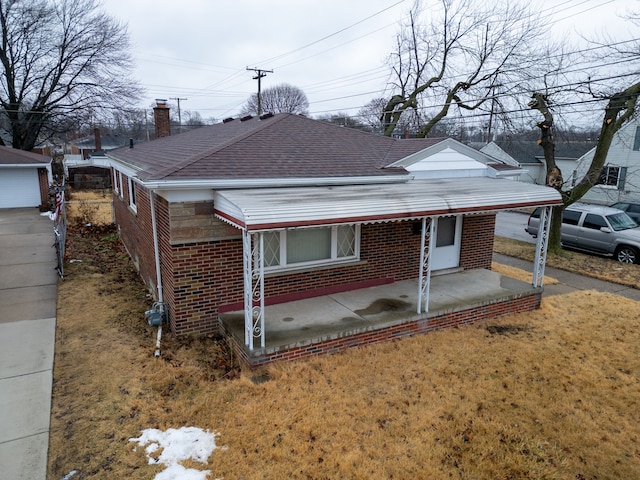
[0,208,58,480]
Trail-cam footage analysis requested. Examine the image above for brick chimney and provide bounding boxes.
[94,127,102,152]
[153,99,171,138]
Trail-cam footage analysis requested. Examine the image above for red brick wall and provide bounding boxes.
[113,174,158,299]
[37,168,49,210]
[460,214,496,270]
[116,192,499,337]
[225,291,542,368]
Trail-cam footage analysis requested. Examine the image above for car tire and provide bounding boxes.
[615,245,638,264]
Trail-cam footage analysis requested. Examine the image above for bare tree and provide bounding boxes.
[0,0,140,150]
[525,9,640,256]
[240,83,309,116]
[529,85,640,255]
[381,0,546,138]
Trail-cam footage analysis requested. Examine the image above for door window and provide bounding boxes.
[436,216,456,247]
[583,214,607,230]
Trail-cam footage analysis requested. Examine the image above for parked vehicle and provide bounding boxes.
[526,203,640,263]
[611,202,640,223]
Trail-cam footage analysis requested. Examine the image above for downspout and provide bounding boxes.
[150,189,165,357]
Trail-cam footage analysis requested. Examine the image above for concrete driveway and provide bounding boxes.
[0,208,58,480]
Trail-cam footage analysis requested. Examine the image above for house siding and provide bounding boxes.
[113,176,158,299]
[459,214,495,270]
[38,168,50,210]
[115,189,499,337]
[575,122,640,205]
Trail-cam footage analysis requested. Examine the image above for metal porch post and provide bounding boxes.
[417,217,435,314]
[242,230,265,350]
[532,206,552,288]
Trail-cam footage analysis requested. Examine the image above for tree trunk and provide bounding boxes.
[528,93,564,254]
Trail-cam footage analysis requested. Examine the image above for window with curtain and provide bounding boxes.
[263,225,359,270]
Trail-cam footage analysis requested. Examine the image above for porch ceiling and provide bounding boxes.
[214,177,562,231]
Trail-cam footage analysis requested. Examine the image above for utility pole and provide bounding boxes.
[170,97,187,131]
[485,84,502,144]
[246,67,273,115]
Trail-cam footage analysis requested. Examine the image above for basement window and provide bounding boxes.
[262,225,360,271]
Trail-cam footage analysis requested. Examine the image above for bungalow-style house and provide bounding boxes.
[0,146,52,209]
[107,109,561,367]
[571,119,640,205]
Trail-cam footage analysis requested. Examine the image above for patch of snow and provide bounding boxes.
[129,426,222,480]
[155,464,210,480]
[61,471,78,480]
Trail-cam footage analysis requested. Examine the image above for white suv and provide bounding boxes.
[526,203,640,264]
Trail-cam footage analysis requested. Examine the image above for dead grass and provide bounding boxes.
[64,189,114,226]
[494,236,640,288]
[491,261,558,285]
[48,226,640,480]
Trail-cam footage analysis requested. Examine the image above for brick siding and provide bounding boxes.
[38,168,49,211]
[459,214,496,270]
[115,188,504,339]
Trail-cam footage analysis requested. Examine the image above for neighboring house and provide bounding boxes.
[480,140,596,185]
[0,146,52,209]
[107,111,561,367]
[64,129,123,188]
[67,128,128,160]
[572,120,640,205]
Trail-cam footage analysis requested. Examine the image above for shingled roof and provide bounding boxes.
[108,113,445,182]
[0,145,51,165]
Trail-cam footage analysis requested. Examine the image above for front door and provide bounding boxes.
[431,216,462,271]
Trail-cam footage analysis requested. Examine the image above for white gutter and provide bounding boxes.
[140,175,413,190]
[149,189,165,357]
[0,163,51,168]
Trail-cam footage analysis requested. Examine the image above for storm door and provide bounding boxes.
[431,215,462,271]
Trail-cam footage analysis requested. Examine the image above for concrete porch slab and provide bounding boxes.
[220,268,540,364]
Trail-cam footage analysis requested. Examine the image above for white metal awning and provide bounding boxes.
[214,177,562,231]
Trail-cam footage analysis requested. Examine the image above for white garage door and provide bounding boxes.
[0,168,41,208]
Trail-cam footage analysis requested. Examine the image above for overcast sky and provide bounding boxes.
[99,0,638,121]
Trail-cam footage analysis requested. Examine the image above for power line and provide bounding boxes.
[246,67,273,115]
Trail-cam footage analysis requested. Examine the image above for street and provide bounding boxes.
[494,211,535,243]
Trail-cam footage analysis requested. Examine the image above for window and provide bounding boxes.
[597,166,627,190]
[128,177,137,211]
[583,213,607,230]
[117,171,124,198]
[263,225,359,270]
[113,169,120,194]
[634,126,640,151]
[607,213,637,231]
[562,210,581,225]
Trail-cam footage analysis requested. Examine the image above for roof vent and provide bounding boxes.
[259,112,274,120]
[222,117,234,123]
[240,115,253,122]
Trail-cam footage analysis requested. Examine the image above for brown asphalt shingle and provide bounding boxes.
[108,113,445,181]
[0,146,51,165]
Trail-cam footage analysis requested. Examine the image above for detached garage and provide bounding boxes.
[0,146,52,209]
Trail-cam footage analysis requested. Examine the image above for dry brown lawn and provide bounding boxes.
[494,236,640,288]
[64,189,114,225]
[48,205,640,479]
